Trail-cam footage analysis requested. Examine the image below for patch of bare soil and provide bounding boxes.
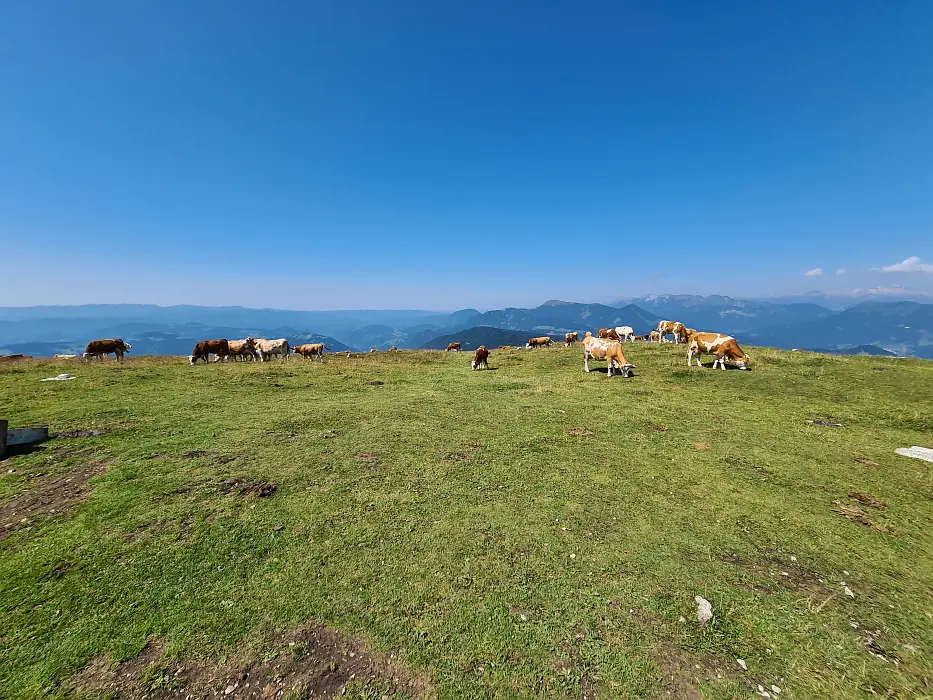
[847,492,886,509]
[832,500,891,532]
[66,623,434,699]
[0,460,109,541]
[55,429,108,438]
[569,428,594,436]
[719,552,831,595]
[654,642,709,700]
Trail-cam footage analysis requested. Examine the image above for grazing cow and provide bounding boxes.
[471,345,490,370]
[84,338,132,362]
[254,338,290,362]
[498,345,511,350]
[226,337,257,361]
[446,342,461,352]
[648,330,663,343]
[189,339,229,364]
[293,343,329,360]
[565,332,579,347]
[598,328,621,341]
[614,326,635,343]
[658,320,688,344]
[582,332,635,378]
[387,346,398,352]
[686,331,751,370]
[526,336,552,349]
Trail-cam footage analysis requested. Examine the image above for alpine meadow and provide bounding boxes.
[1,344,932,698]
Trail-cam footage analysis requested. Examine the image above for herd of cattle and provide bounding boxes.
[77,320,750,378]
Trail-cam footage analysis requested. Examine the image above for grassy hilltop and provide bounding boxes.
[1,345,932,699]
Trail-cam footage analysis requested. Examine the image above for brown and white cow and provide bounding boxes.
[565,332,579,347]
[446,342,461,352]
[84,338,132,362]
[526,336,552,348]
[387,346,399,352]
[254,338,290,362]
[598,328,621,341]
[293,343,329,360]
[582,332,635,378]
[226,337,257,361]
[189,339,229,364]
[686,331,751,370]
[471,345,490,370]
[658,320,688,344]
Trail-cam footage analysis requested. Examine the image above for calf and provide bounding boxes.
[526,336,552,348]
[227,337,257,361]
[446,342,461,352]
[190,339,229,364]
[471,345,490,370]
[686,331,750,370]
[565,332,579,347]
[293,343,329,360]
[598,328,621,341]
[84,338,132,362]
[582,332,634,378]
[254,338,290,362]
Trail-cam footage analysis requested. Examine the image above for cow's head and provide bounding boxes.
[188,355,196,365]
[732,351,751,370]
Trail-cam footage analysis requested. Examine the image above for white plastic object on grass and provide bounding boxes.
[40,374,77,381]
[895,446,933,463]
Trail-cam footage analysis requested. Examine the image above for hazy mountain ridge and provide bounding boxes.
[2,298,932,358]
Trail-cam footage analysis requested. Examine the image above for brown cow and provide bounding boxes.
[582,332,635,378]
[565,332,579,347]
[658,320,688,344]
[189,339,229,364]
[686,331,750,370]
[226,337,257,361]
[471,345,490,370]
[294,343,329,360]
[497,345,512,350]
[84,338,132,362]
[526,336,552,348]
[598,328,621,341]
[446,342,461,352]
[387,346,399,352]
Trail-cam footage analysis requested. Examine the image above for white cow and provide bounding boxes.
[614,326,635,343]
[254,338,290,362]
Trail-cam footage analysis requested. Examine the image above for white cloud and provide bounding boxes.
[879,256,933,274]
[835,268,847,275]
[804,268,823,277]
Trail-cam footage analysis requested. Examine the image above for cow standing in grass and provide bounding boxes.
[526,336,552,349]
[582,332,635,378]
[84,338,132,362]
[190,339,229,364]
[686,331,750,370]
[471,345,490,370]
[254,338,290,362]
[294,343,329,360]
[658,320,688,344]
[598,328,621,341]
[446,342,461,352]
[565,332,579,347]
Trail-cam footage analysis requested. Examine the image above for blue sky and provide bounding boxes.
[2,1,932,309]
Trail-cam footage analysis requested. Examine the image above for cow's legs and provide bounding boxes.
[584,354,590,372]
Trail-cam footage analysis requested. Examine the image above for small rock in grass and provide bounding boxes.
[737,659,748,671]
[695,596,713,627]
[844,586,855,598]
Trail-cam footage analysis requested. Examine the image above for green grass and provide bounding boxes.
[1,346,932,698]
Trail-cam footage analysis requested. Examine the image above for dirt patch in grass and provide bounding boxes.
[569,428,594,436]
[66,622,434,699]
[719,552,832,595]
[55,429,108,438]
[847,492,887,509]
[832,501,891,532]
[0,459,109,541]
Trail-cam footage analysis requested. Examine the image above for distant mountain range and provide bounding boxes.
[1,297,931,359]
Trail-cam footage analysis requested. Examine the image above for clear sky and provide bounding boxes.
[2,1,932,309]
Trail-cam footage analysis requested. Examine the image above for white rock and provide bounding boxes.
[771,685,782,694]
[695,596,713,626]
[790,555,797,562]
[844,586,855,598]
[737,659,748,670]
